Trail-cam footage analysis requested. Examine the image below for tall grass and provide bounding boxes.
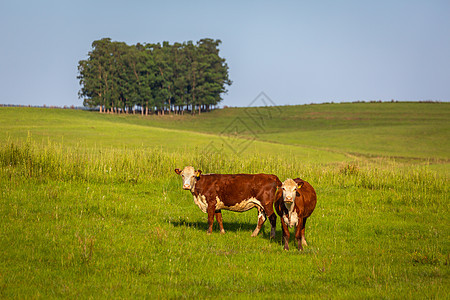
[0,138,174,184]
[1,140,448,298]
[1,105,448,298]
[1,138,447,206]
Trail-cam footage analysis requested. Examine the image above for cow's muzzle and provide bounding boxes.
[183,184,191,190]
[284,197,294,203]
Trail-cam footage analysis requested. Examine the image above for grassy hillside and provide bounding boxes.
[62,102,448,160]
[0,103,448,298]
[2,102,449,162]
[0,107,348,164]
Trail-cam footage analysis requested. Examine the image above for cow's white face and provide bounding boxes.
[282,179,298,204]
[174,166,202,190]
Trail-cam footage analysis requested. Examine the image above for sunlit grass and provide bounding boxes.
[0,139,448,298]
[0,105,448,298]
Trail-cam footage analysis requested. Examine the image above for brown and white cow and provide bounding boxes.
[275,178,317,250]
[174,166,282,237]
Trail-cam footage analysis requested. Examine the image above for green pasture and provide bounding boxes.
[0,103,449,298]
[0,107,348,164]
[48,101,447,161]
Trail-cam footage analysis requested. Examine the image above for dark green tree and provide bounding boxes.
[78,38,231,115]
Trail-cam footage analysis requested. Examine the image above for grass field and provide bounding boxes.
[0,103,449,298]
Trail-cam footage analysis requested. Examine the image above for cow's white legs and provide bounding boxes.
[295,217,307,251]
[215,210,225,234]
[301,217,308,247]
[251,208,266,237]
[301,237,308,247]
[281,214,290,250]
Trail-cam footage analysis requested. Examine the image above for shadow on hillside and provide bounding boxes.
[169,218,284,243]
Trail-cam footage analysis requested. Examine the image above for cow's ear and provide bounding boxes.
[296,182,304,193]
[175,168,181,175]
[195,169,202,179]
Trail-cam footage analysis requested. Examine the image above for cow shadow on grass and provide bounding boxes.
[169,218,284,244]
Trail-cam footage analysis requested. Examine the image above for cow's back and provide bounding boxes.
[195,173,280,207]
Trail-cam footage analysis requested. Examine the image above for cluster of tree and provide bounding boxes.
[77,38,231,115]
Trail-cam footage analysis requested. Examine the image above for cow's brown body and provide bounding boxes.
[175,167,281,237]
[275,178,317,250]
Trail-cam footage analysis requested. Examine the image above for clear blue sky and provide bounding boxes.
[1,0,449,107]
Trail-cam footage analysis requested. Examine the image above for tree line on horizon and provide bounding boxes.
[77,38,232,115]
